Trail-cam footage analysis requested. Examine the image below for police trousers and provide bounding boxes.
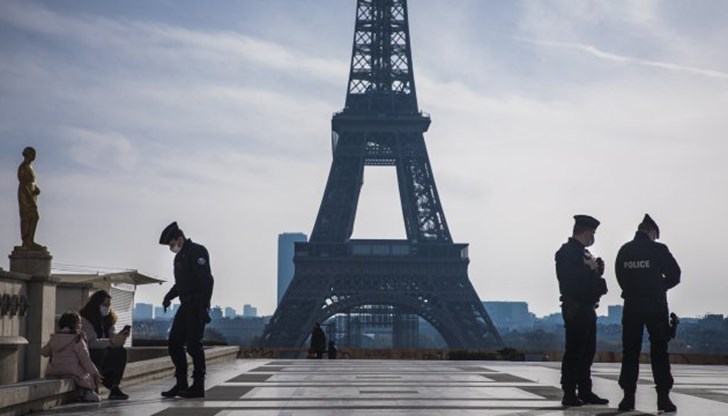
[168,302,207,381]
[560,303,597,393]
[618,298,673,393]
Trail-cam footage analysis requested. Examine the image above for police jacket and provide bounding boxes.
[555,237,608,304]
[615,231,680,300]
[164,239,214,307]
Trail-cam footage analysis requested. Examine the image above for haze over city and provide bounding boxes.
[1,0,727,318]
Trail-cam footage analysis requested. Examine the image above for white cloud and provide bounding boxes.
[522,38,728,79]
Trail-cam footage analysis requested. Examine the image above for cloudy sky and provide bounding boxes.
[1,0,727,319]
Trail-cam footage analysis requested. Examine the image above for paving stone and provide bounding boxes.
[29,359,728,415]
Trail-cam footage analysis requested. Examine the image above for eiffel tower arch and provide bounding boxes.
[261,0,503,350]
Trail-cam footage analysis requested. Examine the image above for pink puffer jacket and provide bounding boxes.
[41,332,100,390]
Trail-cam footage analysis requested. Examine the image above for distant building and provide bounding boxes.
[133,303,153,320]
[278,232,308,305]
[210,306,223,320]
[243,304,257,317]
[535,312,564,329]
[702,314,725,331]
[224,307,237,318]
[207,316,269,347]
[482,301,534,330]
[154,303,178,320]
[607,305,623,324]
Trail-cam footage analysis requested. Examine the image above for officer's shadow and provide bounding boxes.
[594,410,662,416]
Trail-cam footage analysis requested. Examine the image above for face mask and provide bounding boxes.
[100,306,110,317]
[170,243,182,254]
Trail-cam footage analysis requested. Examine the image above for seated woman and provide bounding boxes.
[42,311,103,402]
[79,290,130,400]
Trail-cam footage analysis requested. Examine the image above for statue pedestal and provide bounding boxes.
[9,247,55,380]
[9,247,52,278]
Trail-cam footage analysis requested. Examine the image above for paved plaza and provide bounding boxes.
[32,359,728,415]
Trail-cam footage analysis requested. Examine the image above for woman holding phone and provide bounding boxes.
[79,290,130,400]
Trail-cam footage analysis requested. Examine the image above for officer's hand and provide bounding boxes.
[584,257,599,270]
[198,307,211,324]
[162,298,171,312]
[595,257,605,276]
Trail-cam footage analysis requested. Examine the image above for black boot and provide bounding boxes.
[561,390,583,407]
[108,386,129,400]
[618,391,635,411]
[179,379,205,398]
[578,391,609,405]
[161,377,188,398]
[657,391,677,412]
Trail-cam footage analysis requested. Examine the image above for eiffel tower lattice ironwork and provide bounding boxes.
[261,0,503,350]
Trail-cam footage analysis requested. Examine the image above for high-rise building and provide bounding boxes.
[154,303,178,320]
[607,305,624,324]
[277,233,308,305]
[133,303,153,320]
[243,304,257,317]
[224,307,237,318]
[210,306,223,320]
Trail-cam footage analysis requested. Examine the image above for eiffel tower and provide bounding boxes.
[261,0,503,350]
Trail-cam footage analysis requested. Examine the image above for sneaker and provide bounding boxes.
[81,389,102,402]
[578,391,609,405]
[108,386,129,400]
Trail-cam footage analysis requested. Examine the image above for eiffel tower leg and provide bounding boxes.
[396,135,452,243]
[311,150,365,242]
[261,268,332,353]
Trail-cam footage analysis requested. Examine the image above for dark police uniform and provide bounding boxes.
[616,229,680,395]
[160,222,214,390]
[555,217,608,398]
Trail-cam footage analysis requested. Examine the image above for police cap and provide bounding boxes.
[640,214,660,238]
[159,221,180,245]
[573,215,600,230]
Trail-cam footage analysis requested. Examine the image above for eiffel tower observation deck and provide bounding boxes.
[261,0,503,351]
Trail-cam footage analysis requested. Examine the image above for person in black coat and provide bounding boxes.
[555,215,609,407]
[327,341,337,359]
[310,323,326,359]
[616,214,681,412]
[158,222,214,399]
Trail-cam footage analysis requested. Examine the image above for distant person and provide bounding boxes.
[79,290,130,400]
[310,323,326,359]
[42,312,103,402]
[159,221,214,398]
[554,215,609,407]
[616,214,681,412]
[327,341,337,359]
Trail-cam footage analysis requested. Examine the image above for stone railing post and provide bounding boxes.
[9,247,55,380]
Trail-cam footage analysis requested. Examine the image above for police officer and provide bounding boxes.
[159,222,214,399]
[616,214,680,412]
[555,215,609,407]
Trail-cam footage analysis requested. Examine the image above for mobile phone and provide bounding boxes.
[122,325,131,333]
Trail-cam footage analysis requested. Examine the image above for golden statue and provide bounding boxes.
[18,147,43,249]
